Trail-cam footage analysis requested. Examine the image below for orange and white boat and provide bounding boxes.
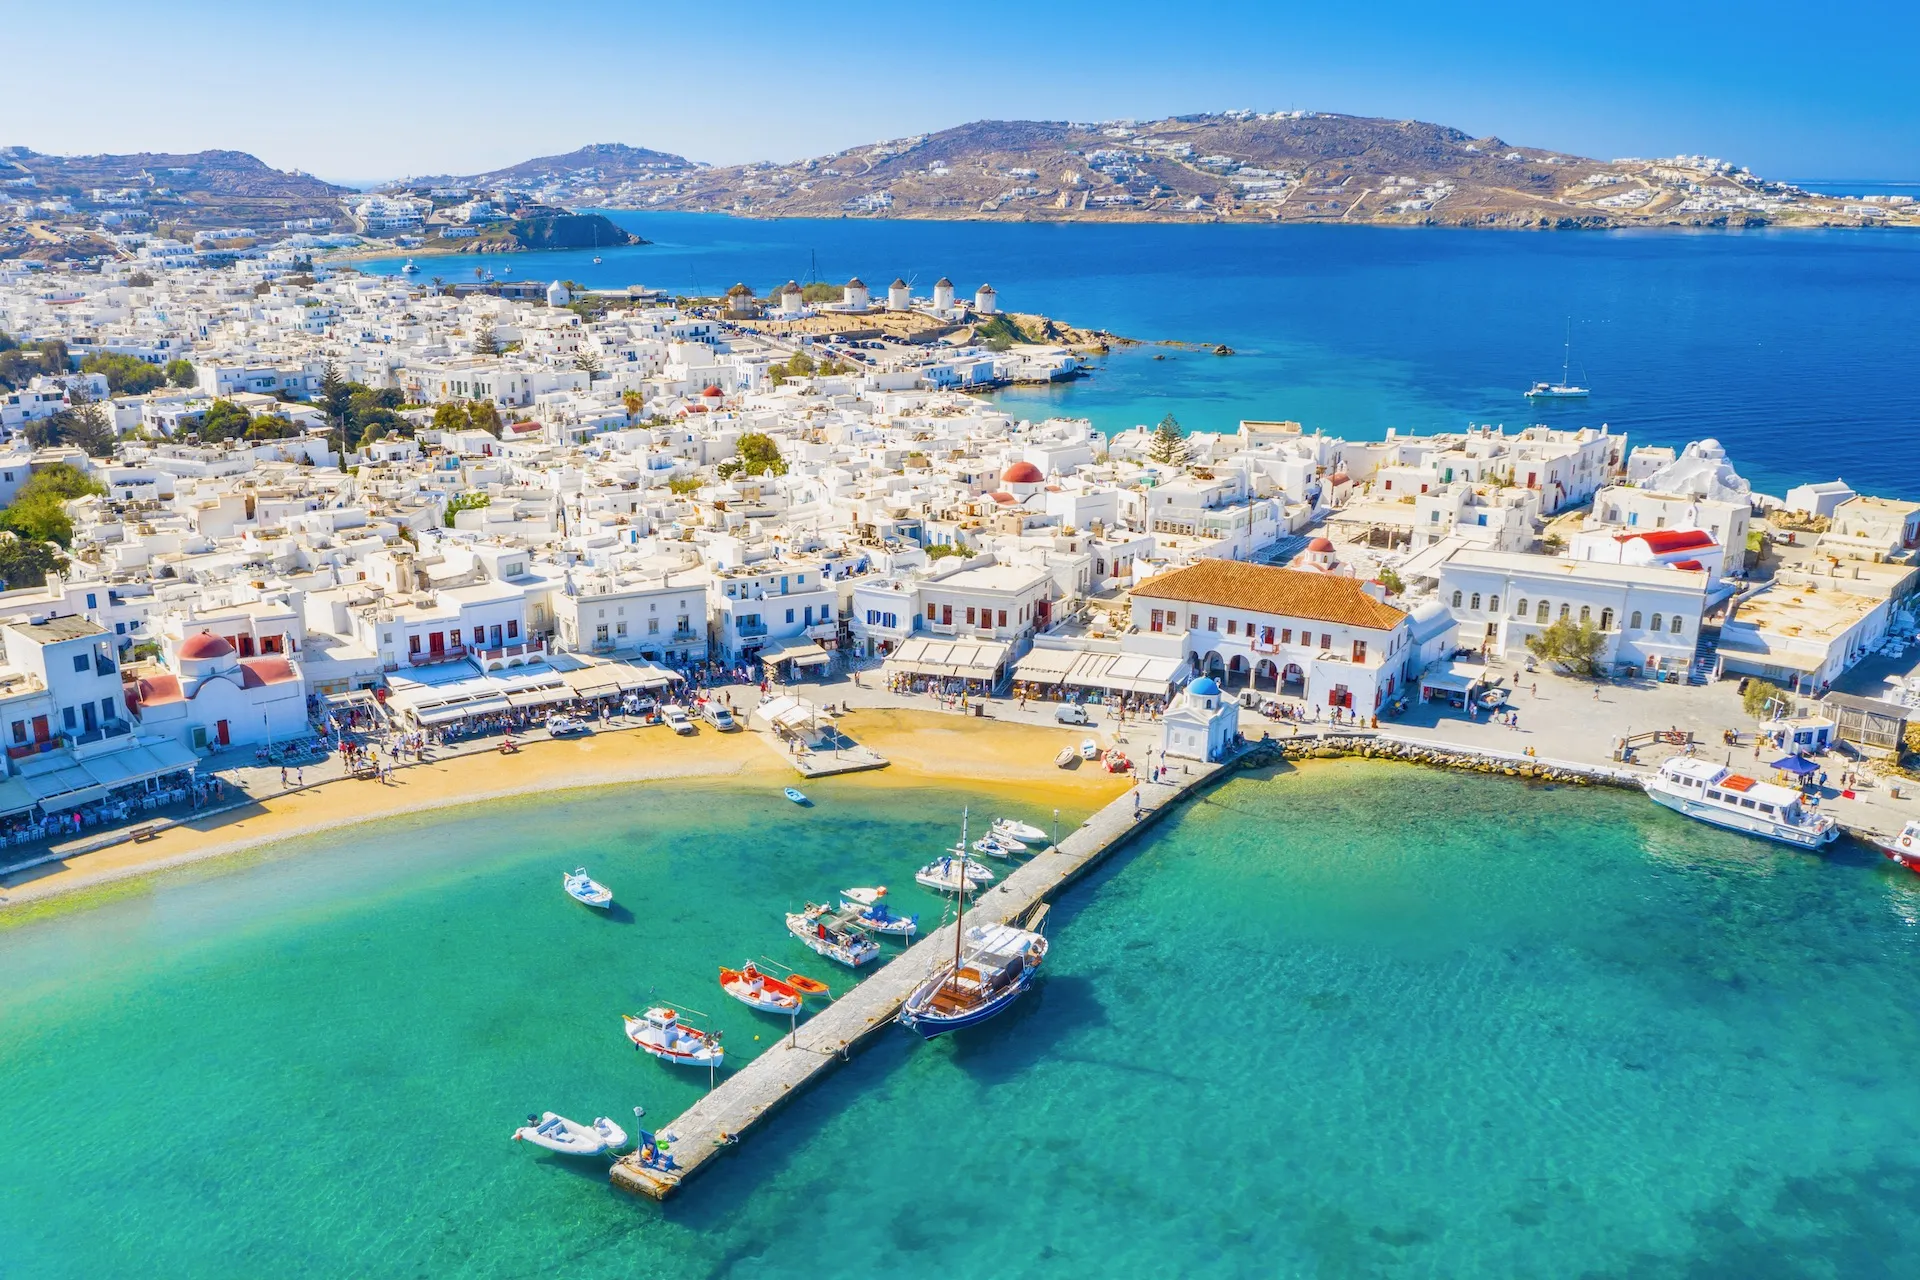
[719,962,810,1014]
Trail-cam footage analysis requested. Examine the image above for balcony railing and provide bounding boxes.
[736,622,768,638]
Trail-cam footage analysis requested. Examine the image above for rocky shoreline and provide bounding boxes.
[1239,731,1640,790]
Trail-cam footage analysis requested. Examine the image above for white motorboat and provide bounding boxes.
[839,886,918,936]
[915,853,995,894]
[1644,757,1839,849]
[1055,747,1077,769]
[512,1111,627,1156]
[993,818,1048,844]
[787,903,882,966]
[563,867,612,909]
[1079,738,1100,760]
[971,834,1022,859]
[1872,819,1920,875]
[623,1007,724,1067]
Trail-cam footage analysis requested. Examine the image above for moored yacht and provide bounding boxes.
[900,922,1049,1038]
[1644,757,1838,848]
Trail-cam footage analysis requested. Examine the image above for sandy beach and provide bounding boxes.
[0,709,1131,917]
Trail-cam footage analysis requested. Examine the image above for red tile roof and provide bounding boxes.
[1132,560,1408,631]
[1614,528,1716,553]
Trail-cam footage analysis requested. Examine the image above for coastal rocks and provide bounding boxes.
[1247,734,1629,790]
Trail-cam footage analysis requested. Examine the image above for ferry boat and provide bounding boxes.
[786,903,881,966]
[1644,757,1839,848]
[623,1007,724,1067]
[1873,820,1920,875]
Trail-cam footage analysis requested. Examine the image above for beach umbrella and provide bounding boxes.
[1770,755,1819,777]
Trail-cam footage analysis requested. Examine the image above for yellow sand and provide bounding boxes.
[0,710,1130,912]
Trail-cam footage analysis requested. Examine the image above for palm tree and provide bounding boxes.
[622,391,643,423]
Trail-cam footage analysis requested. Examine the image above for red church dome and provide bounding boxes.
[1307,536,1335,553]
[1001,461,1043,485]
[178,632,234,660]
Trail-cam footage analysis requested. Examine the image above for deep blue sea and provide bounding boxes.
[358,213,1920,496]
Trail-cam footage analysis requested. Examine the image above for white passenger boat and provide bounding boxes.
[563,867,613,909]
[993,818,1048,844]
[1873,819,1920,875]
[839,886,918,936]
[512,1111,627,1155]
[623,1007,724,1067]
[787,903,882,966]
[1644,757,1839,848]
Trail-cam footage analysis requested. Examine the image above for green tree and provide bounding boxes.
[189,399,254,442]
[319,359,352,455]
[621,390,643,422]
[1146,414,1190,467]
[443,491,491,527]
[164,358,197,388]
[735,432,787,477]
[0,463,106,549]
[126,270,155,288]
[467,400,503,437]
[667,476,701,495]
[473,325,498,356]
[574,350,602,376]
[1377,567,1405,596]
[79,352,165,396]
[28,390,115,456]
[431,402,472,434]
[1742,678,1785,721]
[0,531,65,590]
[244,414,299,441]
[1524,617,1607,676]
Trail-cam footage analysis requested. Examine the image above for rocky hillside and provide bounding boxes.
[502,113,1898,230]
[0,146,352,232]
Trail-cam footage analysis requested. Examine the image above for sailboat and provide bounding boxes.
[1525,319,1589,399]
[900,808,1049,1039]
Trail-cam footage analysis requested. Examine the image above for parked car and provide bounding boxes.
[545,714,588,736]
[702,703,738,731]
[1054,704,1092,726]
[662,705,695,735]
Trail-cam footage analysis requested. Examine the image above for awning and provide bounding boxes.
[1420,663,1479,695]
[1012,647,1078,684]
[752,694,817,731]
[883,636,1010,682]
[506,688,574,710]
[0,777,36,818]
[758,636,831,667]
[414,697,511,726]
[1060,652,1183,695]
[560,668,623,699]
[621,662,682,690]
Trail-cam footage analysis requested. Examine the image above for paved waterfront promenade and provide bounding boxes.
[610,754,1228,1200]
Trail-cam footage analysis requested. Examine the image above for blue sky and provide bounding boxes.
[5,0,1915,182]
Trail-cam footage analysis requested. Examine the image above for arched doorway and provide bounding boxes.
[1203,652,1227,681]
[1281,663,1305,694]
[1226,654,1251,690]
[1254,659,1279,691]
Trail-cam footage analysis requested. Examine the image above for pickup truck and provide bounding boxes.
[662,705,695,735]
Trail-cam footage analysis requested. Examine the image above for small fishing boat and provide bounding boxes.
[1103,749,1132,773]
[1874,819,1920,875]
[563,867,613,909]
[900,921,1049,1039]
[623,1007,724,1067]
[512,1111,627,1155]
[719,962,804,1013]
[840,886,918,936]
[994,818,1048,844]
[971,834,1023,859]
[1079,738,1099,760]
[787,903,881,966]
[400,259,418,275]
[592,256,603,264]
[915,854,995,895]
[784,787,809,805]
[1055,747,1077,769]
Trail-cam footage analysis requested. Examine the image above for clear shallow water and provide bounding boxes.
[359,214,1920,495]
[4,764,1918,1277]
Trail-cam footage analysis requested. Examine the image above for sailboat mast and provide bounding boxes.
[1562,318,1572,385]
[953,808,968,982]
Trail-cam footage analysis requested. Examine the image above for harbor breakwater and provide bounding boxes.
[1246,731,1644,789]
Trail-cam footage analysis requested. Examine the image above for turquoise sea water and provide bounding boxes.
[357,214,1920,495]
[5,763,1918,1277]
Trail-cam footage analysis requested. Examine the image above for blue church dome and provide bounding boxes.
[1187,676,1220,697]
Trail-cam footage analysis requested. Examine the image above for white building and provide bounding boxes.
[1161,674,1238,762]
